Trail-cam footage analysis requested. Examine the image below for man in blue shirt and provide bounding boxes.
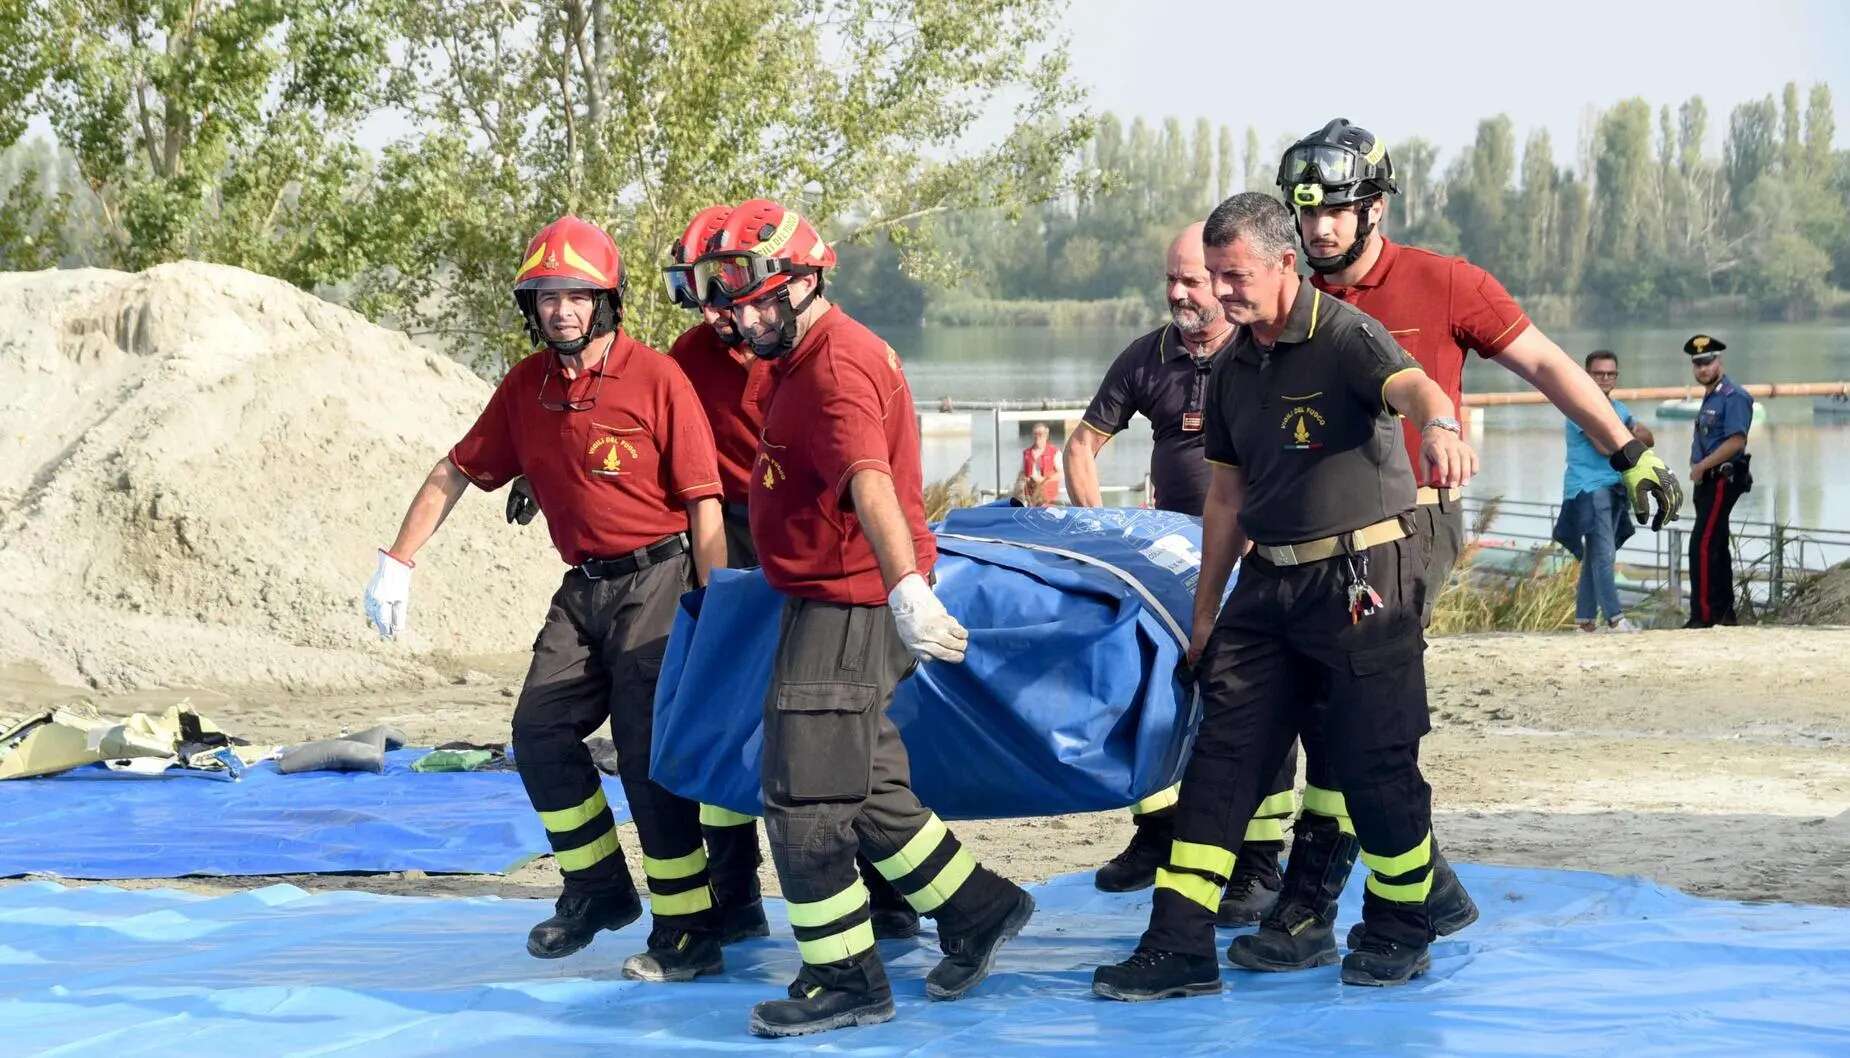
[1558,351,1654,631]
[1684,335,1754,627]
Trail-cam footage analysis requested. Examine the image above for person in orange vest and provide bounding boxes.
[1013,422,1062,505]
[695,199,1033,1037]
[363,216,730,982]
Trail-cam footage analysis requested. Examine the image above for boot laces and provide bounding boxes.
[1122,947,1182,970]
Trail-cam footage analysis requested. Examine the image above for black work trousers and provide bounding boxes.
[761,596,1015,971]
[697,506,909,916]
[1688,476,1743,627]
[1143,530,1436,957]
[513,557,715,931]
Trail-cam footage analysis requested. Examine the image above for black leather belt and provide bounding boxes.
[575,533,688,580]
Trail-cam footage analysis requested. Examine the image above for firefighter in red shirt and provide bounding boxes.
[363,217,731,983]
[693,200,1034,1037]
[662,205,922,945]
[1225,120,1683,977]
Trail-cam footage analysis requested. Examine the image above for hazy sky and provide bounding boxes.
[1062,0,1850,171]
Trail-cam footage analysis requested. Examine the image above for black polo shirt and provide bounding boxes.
[1080,324,1223,515]
[1204,285,1423,546]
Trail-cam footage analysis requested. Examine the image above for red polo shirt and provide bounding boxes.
[1311,237,1529,486]
[749,306,936,605]
[667,322,770,505]
[449,332,723,566]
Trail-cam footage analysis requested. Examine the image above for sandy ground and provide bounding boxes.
[4,626,1847,909]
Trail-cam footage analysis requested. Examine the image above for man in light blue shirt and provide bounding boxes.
[1558,351,1654,630]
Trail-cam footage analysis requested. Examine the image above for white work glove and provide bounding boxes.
[363,549,413,639]
[887,572,968,664]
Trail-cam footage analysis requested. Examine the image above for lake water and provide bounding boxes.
[889,319,1850,536]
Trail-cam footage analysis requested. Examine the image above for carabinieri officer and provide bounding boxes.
[1683,334,1754,627]
[1094,192,1478,1001]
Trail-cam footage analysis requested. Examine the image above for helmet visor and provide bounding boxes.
[1277,144,1359,191]
[663,265,700,309]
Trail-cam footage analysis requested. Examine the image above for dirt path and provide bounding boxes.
[5,626,1847,907]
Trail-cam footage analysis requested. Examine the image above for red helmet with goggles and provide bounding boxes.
[513,216,626,354]
[692,198,836,310]
[664,204,732,310]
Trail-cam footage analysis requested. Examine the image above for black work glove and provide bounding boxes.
[1609,440,1682,530]
[505,476,538,526]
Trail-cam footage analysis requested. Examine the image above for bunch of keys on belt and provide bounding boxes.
[1344,552,1384,624]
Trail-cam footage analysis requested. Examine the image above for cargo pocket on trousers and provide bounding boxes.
[766,681,878,804]
[1338,634,1430,749]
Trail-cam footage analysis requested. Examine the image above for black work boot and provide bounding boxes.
[525,888,643,959]
[1340,921,1432,986]
[705,819,770,945]
[1094,810,1173,892]
[1092,947,1223,1002]
[1216,840,1283,927]
[1227,819,1359,972]
[861,855,921,940]
[620,922,725,982]
[748,951,895,1038]
[717,899,771,945]
[926,878,1036,1000]
[1346,847,1478,949]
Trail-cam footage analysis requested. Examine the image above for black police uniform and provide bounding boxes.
[1080,324,1299,908]
[1129,288,1439,968]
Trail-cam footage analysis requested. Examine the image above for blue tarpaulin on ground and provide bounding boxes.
[2,863,1846,1056]
[652,505,1218,820]
[0,750,627,878]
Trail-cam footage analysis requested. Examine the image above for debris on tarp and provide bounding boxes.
[0,701,241,780]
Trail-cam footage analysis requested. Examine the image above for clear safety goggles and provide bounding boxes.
[663,265,700,309]
[1277,144,1360,191]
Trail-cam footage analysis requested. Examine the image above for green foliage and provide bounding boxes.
[30,0,394,286]
[346,0,1092,368]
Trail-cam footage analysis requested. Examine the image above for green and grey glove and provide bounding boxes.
[1609,440,1682,530]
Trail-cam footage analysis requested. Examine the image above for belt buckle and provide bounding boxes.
[1272,543,1298,566]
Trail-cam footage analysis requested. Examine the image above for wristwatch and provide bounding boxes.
[1422,416,1462,435]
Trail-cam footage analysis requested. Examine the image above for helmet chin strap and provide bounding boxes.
[745,276,823,360]
[1303,199,1380,276]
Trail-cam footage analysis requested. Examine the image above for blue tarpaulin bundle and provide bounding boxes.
[3,864,1846,1056]
[0,750,627,878]
[651,505,1221,820]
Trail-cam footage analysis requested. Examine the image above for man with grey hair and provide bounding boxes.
[1064,222,1299,927]
[1094,192,1477,1000]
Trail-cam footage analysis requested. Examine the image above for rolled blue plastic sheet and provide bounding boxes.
[0,749,628,878]
[652,505,1220,819]
[2,864,1846,1055]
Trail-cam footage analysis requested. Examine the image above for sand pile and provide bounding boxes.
[1778,560,1850,626]
[0,263,562,691]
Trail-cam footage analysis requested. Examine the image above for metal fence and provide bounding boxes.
[1459,494,1850,615]
[918,399,1850,617]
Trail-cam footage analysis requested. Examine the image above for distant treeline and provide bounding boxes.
[832,84,1849,327]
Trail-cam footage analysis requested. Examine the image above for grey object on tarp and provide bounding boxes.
[278,725,408,775]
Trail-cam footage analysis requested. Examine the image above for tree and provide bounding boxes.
[1780,80,1803,173]
[1445,115,1518,274]
[353,0,1092,367]
[1724,96,1779,206]
[1805,83,1836,170]
[1591,99,1660,264]
[1242,125,1263,191]
[29,0,394,284]
[1216,124,1235,200]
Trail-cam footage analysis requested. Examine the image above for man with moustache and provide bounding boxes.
[1064,223,1299,927]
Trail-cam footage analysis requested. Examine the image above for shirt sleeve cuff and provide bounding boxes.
[447,449,499,490]
[832,459,893,498]
[1480,315,1531,356]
